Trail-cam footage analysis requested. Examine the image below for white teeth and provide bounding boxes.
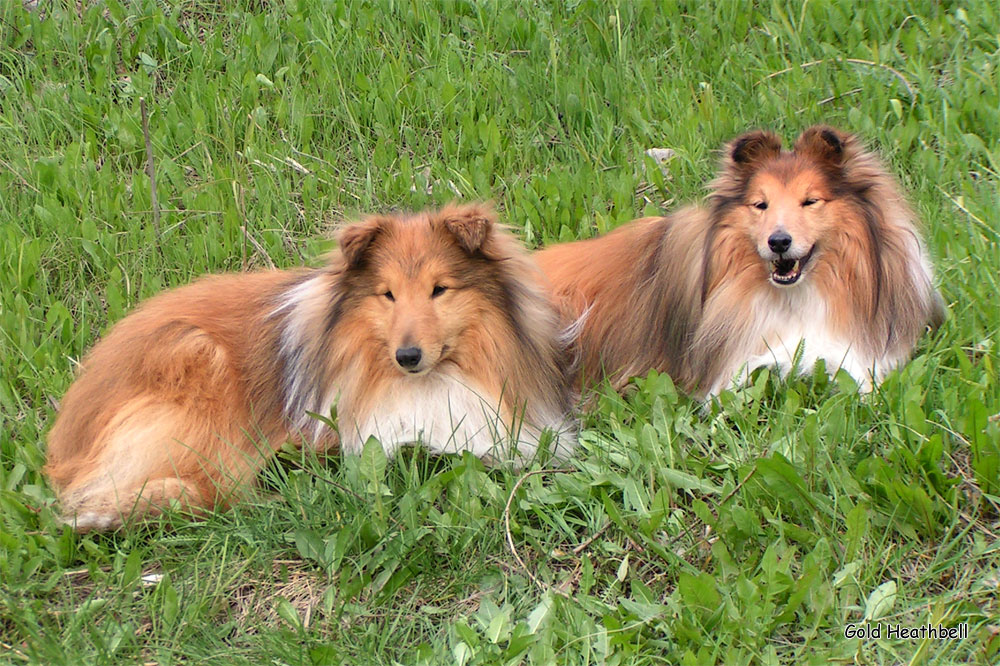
[767,246,813,285]
[770,258,802,284]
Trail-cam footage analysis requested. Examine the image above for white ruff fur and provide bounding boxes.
[276,275,573,465]
[272,274,328,426]
[709,284,907,395]
[340,371,572,466]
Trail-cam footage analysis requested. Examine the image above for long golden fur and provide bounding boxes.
[46,203,576,532]
[537,125,945,396]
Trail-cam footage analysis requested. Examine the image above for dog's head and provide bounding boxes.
[713,125,869,288]
[336,203,508,376]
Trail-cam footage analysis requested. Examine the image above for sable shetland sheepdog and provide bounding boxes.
[45,203,576,532]
[536,125,945,397]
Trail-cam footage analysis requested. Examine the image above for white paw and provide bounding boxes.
[62,511,120,532]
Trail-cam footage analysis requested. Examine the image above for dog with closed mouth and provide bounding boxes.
[536,125,945,396]
[45,203,576,531]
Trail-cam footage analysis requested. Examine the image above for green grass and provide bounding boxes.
[2,0,998,663]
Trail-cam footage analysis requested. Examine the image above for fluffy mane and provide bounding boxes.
[685,126,943,392]
[272,203,575,449]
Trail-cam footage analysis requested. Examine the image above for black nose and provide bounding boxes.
[768,231,792,254]
[395,347,422,369]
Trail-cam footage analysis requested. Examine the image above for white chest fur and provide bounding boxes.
[338,371,571,466]
[711,285,903,394]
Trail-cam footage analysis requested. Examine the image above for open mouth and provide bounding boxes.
[769,247,814,286]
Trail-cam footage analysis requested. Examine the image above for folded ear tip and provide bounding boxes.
[439,202,496,253]
[440,201,497,223]
[338,217,384,266]
[795,125,852,161]
[728,130,782,166]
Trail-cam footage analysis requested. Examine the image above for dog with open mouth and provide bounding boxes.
[536,125,945,397]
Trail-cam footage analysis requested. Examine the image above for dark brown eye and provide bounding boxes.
[383,291,395,302]
[802,198,818,207]
[754,201,768,210]
[431,285,447,298]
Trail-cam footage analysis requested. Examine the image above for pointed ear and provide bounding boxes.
[793,125,849,166]
[338,217,385,267]
[726,130,782,173]
[439,203,497,254]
